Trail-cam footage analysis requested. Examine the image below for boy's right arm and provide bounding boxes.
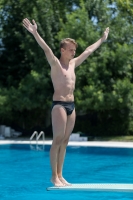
[23,18,57,67]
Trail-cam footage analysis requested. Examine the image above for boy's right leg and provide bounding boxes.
[57,109,75,185]
[50,105,67,186]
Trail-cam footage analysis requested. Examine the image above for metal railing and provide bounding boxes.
[30,131,38,142]
[30,131,45,150]
[37,131,45,145]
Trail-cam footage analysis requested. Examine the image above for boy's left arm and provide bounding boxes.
[74,27,109,68]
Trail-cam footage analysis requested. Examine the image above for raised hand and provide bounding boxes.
[23,18,37,35]
[102,27,109,41]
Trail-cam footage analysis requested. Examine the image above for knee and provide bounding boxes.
[63,138,69,146]
[53,135,64,146]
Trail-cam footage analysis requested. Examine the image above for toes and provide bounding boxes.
[51,178,65,187]
[59,177,71,186]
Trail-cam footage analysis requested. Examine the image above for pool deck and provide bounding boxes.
[0,138,133,148]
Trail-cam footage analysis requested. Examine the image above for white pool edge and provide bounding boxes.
[0,139,133,148]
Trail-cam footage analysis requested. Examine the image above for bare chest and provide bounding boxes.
[51,60,76,88]
[61,67,75,81]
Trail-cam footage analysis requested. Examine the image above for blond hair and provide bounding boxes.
[60,38,78,49]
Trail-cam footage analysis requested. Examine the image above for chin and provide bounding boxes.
[71,56,74,59]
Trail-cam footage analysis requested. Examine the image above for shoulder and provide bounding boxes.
[70,58,77,68]
[50,57,62,70]
[49,57,60,68]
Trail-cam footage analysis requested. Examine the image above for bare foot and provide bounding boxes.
[59,177,72,186]
[51,177,65,187]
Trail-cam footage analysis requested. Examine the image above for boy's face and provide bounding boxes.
[61,42,76,60]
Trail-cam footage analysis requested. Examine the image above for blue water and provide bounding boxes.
[0,144,133,200]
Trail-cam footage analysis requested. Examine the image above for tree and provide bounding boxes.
[0,0,133,136]
[0,0,81,130]
[57,0,133,136]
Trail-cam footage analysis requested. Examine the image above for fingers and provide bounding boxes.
[102,27,109,41]
[22,18,31,28]
[32,19,36,25]
[105,27,109,33]
[22,23,29,31]
[23,18,30,25]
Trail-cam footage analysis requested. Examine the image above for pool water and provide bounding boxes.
[0,144,133,200]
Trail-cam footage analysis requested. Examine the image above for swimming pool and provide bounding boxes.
[0,144,133,200]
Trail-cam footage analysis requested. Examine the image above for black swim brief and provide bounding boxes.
[51,101,75,115]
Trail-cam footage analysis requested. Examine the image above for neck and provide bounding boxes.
[59,57,70,69]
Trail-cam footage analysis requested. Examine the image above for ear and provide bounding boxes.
[61,47,65,53]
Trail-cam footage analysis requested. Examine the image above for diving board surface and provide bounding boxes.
[47,183,133,192]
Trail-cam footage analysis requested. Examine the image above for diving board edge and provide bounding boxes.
[46,183,133,192]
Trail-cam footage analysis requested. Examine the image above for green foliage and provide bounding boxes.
[0,0,133,136]
[0,0,81,129]
[57,0,133,136]
[0,0,56,128]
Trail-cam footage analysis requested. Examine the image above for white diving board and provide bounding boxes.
[47,183,133,192]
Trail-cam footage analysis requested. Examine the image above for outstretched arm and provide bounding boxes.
[22,18,57,67]
[74,27,109,68]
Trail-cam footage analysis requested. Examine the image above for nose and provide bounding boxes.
[73,51,75,55]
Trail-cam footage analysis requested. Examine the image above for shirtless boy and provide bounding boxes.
[23,18,109,187]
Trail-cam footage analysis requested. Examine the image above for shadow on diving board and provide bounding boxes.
[46,183,133,192]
